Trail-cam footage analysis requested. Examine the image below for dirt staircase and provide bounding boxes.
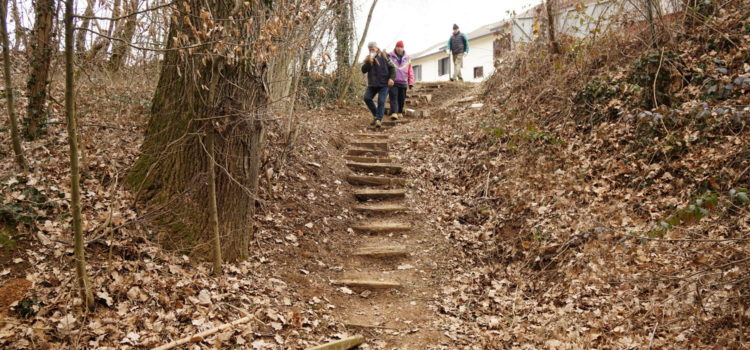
[336,132,408,291]
[385,83,439,118]
[319,112,445,349]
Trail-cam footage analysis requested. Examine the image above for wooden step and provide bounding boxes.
[352,133,389,139]
[382,120,408,127]
[350,140,388,151]
[353,189,406,201]
[331,279,401,289]
[352,245,408,257]
[347,148,389,157]
[343,156,393,163]
[346,162,402,175]
[353,203,409,213]
[346,175,405,186]
[367,125,393,130]
[306,335,365,350]
[352,221,411,233]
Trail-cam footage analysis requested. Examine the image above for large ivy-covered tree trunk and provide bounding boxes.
[24,0,54,139]
[129,0,269,261]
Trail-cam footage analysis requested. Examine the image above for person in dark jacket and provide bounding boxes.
[447,24,469,81]
[361,41,396,128]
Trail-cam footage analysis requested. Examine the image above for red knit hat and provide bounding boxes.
[395,41,404,48]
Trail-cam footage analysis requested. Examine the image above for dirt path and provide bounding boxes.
[306,84,468,349]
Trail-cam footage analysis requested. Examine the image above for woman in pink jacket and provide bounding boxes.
[388,41,414,120]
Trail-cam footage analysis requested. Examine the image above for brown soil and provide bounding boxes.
[0,278,31,316]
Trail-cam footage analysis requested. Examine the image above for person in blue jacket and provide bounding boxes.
[446,24,469,81]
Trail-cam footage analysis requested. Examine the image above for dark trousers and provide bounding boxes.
[389,85,407,114]
[364,86,389,121]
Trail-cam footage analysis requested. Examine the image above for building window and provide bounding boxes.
[474,66,484,79]
[438,57,450,76]
[413,65,422,82]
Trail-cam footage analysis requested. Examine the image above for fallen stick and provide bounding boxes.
[151,316,251,350]
[306,335,365,350]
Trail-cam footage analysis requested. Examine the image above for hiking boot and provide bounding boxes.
[390,114,399,120]
[375,120,382,128]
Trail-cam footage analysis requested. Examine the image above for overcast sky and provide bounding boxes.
[353,0,540,59]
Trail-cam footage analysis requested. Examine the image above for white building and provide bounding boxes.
[411,21,505,83]
[411,0,676,82]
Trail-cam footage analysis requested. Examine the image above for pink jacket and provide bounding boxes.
[388,51,414,86]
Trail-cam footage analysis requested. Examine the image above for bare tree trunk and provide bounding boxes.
[64,0,95,311]
[338,0,377,102]
[1,0,26,169]
[282,49,304,162]
[206,127,222,275]
[25,0,55,139]
[106,0,121,39]
[545,0,560,55]
[75,0,94,58]
[9,0,24,51]
[128,0,271,261]
[645,0,658,47]
[85,0,120,61]
[108,0,138,72]
[268,51,293,113]
[335,0,353,87]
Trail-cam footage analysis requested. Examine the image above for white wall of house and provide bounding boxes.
[412,53,443,82]
[411,35,496,83]
[511,0,678,47]
[410,0,680,83]
[461,35,496,82]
